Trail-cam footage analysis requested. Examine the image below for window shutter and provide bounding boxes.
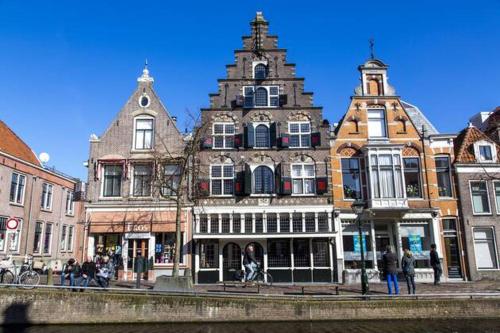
[311,132,321,147]
[316,177,328,195]
[244,164,252,195]
[235,171,245,195]
[201,137,213,149]
[197,179,210,197]
[245,123,255,148]
[281,177,292,195]
[234,133,243,148]
[274,163,282,194]
[270,122,277,147]
[235,95,244,107]
[279,134,290,149]
[279,94,288,107]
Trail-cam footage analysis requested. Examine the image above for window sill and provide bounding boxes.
[40,209,52,213]
[130,149,154,153]
[250,194,276,197]
[98,197,123,201]
[210,195,234,198]
[9,202,24,207]
[408,197,425,200]
[291,193,316,197]
[65,214,75,217]
[472,212,493,216]
[212,147,235,150]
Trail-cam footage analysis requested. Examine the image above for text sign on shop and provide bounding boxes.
[409,234,422,254]
[6,217,19,230]
[124,232,151,240]
[353,234,367,254]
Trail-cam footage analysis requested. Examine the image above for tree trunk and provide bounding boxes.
[172,199,182,278]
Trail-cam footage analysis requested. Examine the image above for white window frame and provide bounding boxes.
[288,121,311,148]
[291,163,316,195]
[133,116,155,150]
[101,164,123,198]
[243,85,279,108]
[435,155,453,198]
[254,122,271,148]
[9,172,26,205]
[65,191,75,216]
[131,164,153,197]
[367,150,405,199]
[469,180,492,215]
[0,217,23,253]
[341,157,363,201]
[212,122,235,149]
[474,140,497,163]
[41,183,53,211]
[43,222,53,255]
[60,224,67,252]
[472,227,499,271]
[367,109,388,138]
[494,181,500,215]
[252,61,268,79]
[67,226,74,252]
[33,221,44,254]
[210,164,234,196]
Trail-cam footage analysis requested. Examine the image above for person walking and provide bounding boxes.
[430,244,442,285]
[401,249,416,294]
[382,245,399,295]
[79,257,97,289]
[243,244,258,282]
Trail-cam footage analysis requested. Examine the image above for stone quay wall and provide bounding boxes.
[0,289,499,325]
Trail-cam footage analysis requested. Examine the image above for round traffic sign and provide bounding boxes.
[6,218,19,230]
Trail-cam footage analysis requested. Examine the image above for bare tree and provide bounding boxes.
[151,110,208,278]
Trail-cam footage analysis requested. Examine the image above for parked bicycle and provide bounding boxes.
[0,255,41,289]
[231,263,273,286]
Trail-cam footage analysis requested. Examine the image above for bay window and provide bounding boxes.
[211,165,234,196]
[367,109,387,138]
[291,164,315,195]
[470,181,491,214]
[289,122,311,148]
[341,158,362,199]
[134,118,154,150]
[403,158,422,198]
[495,182,500,214]
[369,154,404,198]
[213,123,235,149]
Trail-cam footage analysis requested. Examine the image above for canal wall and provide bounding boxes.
[0,289,499,325]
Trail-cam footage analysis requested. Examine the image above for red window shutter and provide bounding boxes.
[197,179,210,197]
[201,137,213,149]
[316,177,328,194]
[311,132,321,147]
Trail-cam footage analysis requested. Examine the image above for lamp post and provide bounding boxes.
[352,200,369,295]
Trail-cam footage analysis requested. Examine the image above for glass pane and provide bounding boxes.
[223,165,234,178]
[211,166,221,177]
[289,123,300,133]
[214,136,224,148]
[301,135,311,147]
[304,179,315,194]
[289,135,300,147]
[225,124,235,134]
[211,180,221,195]
[300,123,310,133]
[292,179,303,194]
[136,119,153,129]
[213,124,224,134]
[292,165,302,177]
[255,87,268,106]
[304,165,315,177]
[223,180,233,194]
[269,86,279,95]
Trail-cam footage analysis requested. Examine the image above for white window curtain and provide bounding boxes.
[474,229,498,269]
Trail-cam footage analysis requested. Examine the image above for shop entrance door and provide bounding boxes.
[442,219,462,279]
[222,243,242,281]
[127,239,149,279]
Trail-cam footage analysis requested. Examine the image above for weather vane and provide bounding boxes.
[369,38,375,59]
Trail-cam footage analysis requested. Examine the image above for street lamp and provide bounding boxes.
[351,200,369,295]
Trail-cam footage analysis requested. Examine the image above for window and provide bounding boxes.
[293,239,310,267]
[313,239,330,267]
[243,86,279,108]
[291,164,315,195]
[103,165,123,197]
[43,223,53,254]
[280,213,290,233]
[200,240,219,268]
[211,165,234,196]
[318,212,329,232]
[213,123,235,149]
[289,122,311,148]
[133,164,152,197]
[244,87,254,108]
[369,154,404,198]
[403,158,422,198]
[474,141,497,163]
[255,87,268,107]
[33,222,43,253]
[66,191,75,215]
[473,228,498,270]
[155,232,184,264]
[342,223,373,269]
[254,63,267,79]
[161,164,181,196]
[479,145,493,161]
[266,213,277,233]
[400,223,431,268]
[0,217,22,252]
[40,183,53,210]
[470,181,491,214]
[60,225,67,251]
[367,109,387,138]
[134,118,154,149]
[67,226,74,252]
[268,239,291,267]
[253,166,273,194]
[341,158,362,199]
[495,182,500,214]
[436,156,452,197]
[9,173,26,204]
[254,124,270,148]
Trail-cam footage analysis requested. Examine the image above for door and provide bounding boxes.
[222,243,242,281]
[127,239,149,279]
[442,219,462,279]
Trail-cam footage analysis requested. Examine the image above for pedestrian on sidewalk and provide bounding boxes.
[402,249,416,294]
[430,244,442,285]
[79,257,97,290]
[383,245,399,295]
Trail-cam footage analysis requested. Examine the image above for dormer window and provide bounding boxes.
[474,141,496,163]
[134,117,154,150]
[243,86,279,108]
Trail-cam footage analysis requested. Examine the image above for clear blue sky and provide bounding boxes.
[0,1,498,179]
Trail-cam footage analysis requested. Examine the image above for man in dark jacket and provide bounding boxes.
[430,243,442,285]
[79,257,97,289]
[382,245,399,295]
[243,244,258,282]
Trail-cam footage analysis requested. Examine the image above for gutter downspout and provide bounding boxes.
[421,125,432,209]
[55,187,66,259]
[24,176,37,254]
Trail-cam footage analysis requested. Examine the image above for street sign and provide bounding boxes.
[6,217,19,230]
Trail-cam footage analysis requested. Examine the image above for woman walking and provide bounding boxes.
[402,249,416,294]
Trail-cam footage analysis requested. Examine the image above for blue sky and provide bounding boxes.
[0,1,498,179]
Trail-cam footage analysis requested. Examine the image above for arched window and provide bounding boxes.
[253,166,274,194]
[255,124,270,148]
[254,64,267,80]
[255,87,268,107]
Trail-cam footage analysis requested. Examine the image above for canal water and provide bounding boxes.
[1,320,499,333]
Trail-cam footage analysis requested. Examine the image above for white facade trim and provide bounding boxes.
[194,205,333,214]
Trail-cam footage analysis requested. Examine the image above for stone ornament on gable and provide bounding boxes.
[289,153,314,163]
[288,111,311,121]
[250,111,272,122]
[208,153,234,164]
[249,152,275,164]
[212,112,238,124]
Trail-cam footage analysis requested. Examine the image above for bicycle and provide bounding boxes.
[0,255,41,289]
[231,263,273,286]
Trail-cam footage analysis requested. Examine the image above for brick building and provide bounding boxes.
[454,123,500,280]
[330,58,466,283]
[193,12,335,284]
[0,120,83,267]
[83,67,192,281]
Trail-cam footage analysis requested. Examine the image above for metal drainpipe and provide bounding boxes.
[420,125,432,208]
[24,176,37,254]
[55,187,66,259]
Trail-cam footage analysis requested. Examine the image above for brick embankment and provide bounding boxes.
[0,289,499,325]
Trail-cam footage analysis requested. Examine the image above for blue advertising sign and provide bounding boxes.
[409,234,422,254]
[353,234,367,254]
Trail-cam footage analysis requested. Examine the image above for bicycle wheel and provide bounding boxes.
[0,270,15,284]
[264,271,273,286]
[19,270,40,289]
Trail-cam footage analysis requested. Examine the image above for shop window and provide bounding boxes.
[268,239,291,267]
[289,122,311,148]
[473,228,498,270]
[155,232,184,264]
[95,234,122,256]
[103,165,123,197]
[255,214,263,233]
[267,213,277,233]
[9,173,26,205]
[367,109,387,138]
[133,164,152,197]
[435,156,452,197]
[305,213,315,232]
[200,240,219,268]
[293,239,310,267]
[280,213,290,233]
[403,158,422,198]
[313,239,330,267]
[291,164,315,195]
[470,181,491,214]
[292,212,303,232]
[342,223,373,269]
[318,212,329,232]
[400,223,431,268]
[213,123,235,149]
[233,214,241,233]
[341,158,362,199]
